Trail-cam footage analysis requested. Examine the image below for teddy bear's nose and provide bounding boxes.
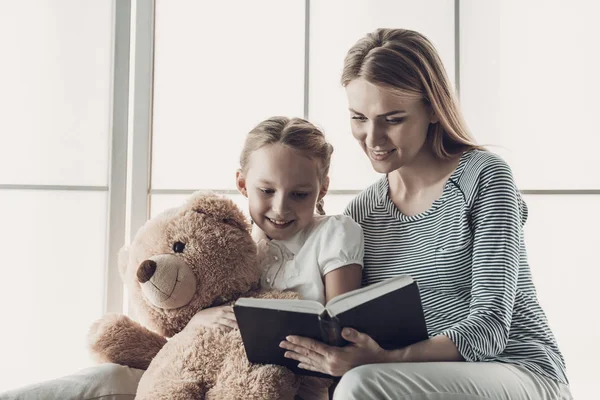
[137,260,157,283]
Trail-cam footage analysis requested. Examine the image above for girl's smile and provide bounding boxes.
[237,143,327,241]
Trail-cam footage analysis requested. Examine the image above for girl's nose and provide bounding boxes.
[271,194,289,216]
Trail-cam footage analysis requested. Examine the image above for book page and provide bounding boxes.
[326,275,413,316]
[235,297,325,314]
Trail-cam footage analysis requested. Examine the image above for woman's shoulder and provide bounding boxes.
[450,150,529,223]
[460,149,514,178]
[453,149,518,200]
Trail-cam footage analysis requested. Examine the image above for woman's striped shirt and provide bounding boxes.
[343,149,568,385]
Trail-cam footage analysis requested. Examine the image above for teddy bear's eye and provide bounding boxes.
[172,241,186,253]
[222,217,240,228]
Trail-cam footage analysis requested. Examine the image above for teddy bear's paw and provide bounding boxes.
[88,314,130,343]
[88,313,132,359]
[88,313,167,369]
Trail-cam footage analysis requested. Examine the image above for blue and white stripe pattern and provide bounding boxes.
[344,150,568,385]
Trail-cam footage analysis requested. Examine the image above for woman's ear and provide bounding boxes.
[318,176,330,201]
[429,107,440,124]
[236,169,248,197]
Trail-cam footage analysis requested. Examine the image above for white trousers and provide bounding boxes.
[333,362,572,400]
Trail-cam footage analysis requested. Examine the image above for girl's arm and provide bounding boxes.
[188,305,238,330]
[319,214,365,303]
[324,264,362,303]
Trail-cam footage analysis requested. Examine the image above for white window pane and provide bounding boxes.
[322,194,356,216]
[151,0,305,190]
[309,0,456,190]
[523,195,599,399]
[0,1,112,186]
[0,190,107,392]
[460,1,600,189]
[151,193,250,220]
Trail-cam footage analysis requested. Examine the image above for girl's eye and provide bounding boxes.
[292,192,309,199]
[259,188,274,195]
[385,117,405,124]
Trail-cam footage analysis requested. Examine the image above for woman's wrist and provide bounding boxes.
[377,347,407,363]
[377,337,463,364]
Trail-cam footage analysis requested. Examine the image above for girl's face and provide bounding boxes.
[236,143,327,241]
[345,78,438,174]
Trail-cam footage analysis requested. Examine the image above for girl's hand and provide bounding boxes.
[279,328,387,376]
[188,305,238,330]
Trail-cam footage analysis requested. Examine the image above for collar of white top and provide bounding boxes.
[268,226,307,255]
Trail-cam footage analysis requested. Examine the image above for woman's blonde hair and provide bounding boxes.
[342,28,481,158]
[239,116,333,215]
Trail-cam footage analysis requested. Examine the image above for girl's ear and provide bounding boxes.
[236,169,248,197]
[318,176,330,201]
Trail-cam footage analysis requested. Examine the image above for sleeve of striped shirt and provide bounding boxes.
[439,158,522,361]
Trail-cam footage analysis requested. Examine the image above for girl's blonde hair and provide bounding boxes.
[240,116,333,215]
[342,28,482,158]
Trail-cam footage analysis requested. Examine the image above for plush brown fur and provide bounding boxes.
[87,192,325,399]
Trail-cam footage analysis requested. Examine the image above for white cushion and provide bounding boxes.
[0,364,144,400]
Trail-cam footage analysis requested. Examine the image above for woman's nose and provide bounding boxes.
[364,121,387,148]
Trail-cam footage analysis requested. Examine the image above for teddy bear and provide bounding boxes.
[87,191,325,399]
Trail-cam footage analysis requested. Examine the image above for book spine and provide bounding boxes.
[318,311,345,346]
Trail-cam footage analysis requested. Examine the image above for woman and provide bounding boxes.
[279,28,572,400]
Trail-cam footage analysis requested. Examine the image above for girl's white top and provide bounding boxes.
[256,214,364,304]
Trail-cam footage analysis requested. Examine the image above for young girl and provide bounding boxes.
[190,116,364,399]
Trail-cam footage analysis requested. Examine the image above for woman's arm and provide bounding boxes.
[382,335,463,362]
[280,329,462,376]
[437,158,523,361]
[324,264,362,303]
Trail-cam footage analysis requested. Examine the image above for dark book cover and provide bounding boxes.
[234,277,428,378]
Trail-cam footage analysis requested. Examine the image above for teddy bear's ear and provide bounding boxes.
[117,246,130,280]
[184,190,213,214]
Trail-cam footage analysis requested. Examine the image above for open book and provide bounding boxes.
[234,275,428,378]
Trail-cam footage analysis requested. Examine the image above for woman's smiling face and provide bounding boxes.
[345,78,438,174]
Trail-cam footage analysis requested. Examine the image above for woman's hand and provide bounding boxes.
[279,328,388,376]
[187,305,238,330]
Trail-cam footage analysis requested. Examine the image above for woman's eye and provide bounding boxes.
[351,115,367,122]
[385,117,405,124]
